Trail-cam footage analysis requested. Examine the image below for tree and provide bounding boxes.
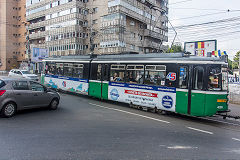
[228,59,233,70]
[233,51,240,69]
[167,45,183,53]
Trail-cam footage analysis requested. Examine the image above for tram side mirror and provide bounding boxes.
[220,55,228,63]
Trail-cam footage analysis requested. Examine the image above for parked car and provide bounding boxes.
[8,69,39,81]
[0,76,60,118]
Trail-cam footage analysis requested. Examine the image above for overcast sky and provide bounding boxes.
[167,0,240,60]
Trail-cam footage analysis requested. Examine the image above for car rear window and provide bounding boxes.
[0,80,6,89]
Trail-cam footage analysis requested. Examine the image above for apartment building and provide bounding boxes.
[26,0,168,57]
[0,0,27,71]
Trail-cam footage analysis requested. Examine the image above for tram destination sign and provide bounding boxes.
[184,40,217,57]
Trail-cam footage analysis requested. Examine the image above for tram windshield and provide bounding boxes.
[208,67,221,91]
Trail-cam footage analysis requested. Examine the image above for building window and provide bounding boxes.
[93,7,98,13]
[92,19,97,24]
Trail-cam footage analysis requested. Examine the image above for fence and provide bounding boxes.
[229,83,240,105]
[0,71,8,76]
[228,75,239,84]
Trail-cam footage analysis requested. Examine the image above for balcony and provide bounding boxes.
[144,29,164,40]
[143,39,161,49]
[29,31,46,40]
[29,21,47,30]
[109,5,151,24]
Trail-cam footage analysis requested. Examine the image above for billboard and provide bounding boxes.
[184,40,217,56]
[31,48,49,62]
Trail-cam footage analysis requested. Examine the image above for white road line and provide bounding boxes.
[89,103,170,124]
[232,138,240,142]
[187,127,213,135]
[201,117,240,127]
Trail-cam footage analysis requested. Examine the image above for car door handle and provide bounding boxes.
[16,93,21,95]
[34,94,38,96]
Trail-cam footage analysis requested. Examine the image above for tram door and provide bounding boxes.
[176,66,189,114]
[101,64,109,100]
[89,64,109,100]
[177,65,206,116]
[189,65,206,116]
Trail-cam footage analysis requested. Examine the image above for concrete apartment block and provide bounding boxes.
[0,0,27,71]
[26,0,168,57]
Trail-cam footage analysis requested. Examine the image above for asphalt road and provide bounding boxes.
[1,93,240,160]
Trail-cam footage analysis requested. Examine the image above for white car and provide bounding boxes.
[8,69,39,81]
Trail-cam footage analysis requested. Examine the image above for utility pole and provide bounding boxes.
[89,8,94,54]
[22,21,31,70]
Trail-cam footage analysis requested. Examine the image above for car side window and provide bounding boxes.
[12,81,29,90]
[30,81,45,92]
[17,71,22,75]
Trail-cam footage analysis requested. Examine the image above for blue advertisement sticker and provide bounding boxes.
[162,95,173,109]
[110,88,119,101]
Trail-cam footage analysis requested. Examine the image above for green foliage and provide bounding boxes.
[228,59,232,69]
[167,45,183,53]
[233,51,240,69]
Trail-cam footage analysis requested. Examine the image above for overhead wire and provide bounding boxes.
[169,0,193,5]
[169,10,240,21]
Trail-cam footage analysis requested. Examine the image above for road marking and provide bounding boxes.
[89,103,170,124]
[167,146,198,149]
[201,117,240,127]
[232,138,240,142]
[187,127,213,135]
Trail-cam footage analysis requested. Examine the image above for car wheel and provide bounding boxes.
[49,98,59,110]
[1,102,17,118]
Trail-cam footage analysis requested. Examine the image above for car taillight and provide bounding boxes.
[0,90,6,96]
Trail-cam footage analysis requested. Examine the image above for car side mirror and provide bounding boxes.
[44,87,50,92]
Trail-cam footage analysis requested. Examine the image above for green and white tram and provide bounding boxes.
[42,53,229,117]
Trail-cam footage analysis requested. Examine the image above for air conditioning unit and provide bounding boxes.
[130,21,135,26]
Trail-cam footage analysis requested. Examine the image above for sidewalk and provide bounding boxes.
[228,103,240,117]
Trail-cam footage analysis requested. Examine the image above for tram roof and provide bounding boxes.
[43,52,228,65]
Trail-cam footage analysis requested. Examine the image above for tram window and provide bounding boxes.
[45,62,56,75]
[179,66,188,89]
[72,64,83,78]
[56,63,64,76]
[97,64,102,81]
[222,67,228,91]
[144,65,166,86]
[193,66,204,90]
[126,65,144,84]
[208,67,221,91]
[110,65,125,82]
[63,63,73,77]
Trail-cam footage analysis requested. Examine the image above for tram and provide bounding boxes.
[42,52,229,117]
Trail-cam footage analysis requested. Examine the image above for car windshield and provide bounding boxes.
[0,80,6,88]
[21,71,31,74]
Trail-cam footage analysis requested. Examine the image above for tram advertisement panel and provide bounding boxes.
[44,74,89,94]
[108,82,176,112]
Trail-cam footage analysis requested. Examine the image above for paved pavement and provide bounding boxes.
[229,103,240,117]
[1,93,240,160]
